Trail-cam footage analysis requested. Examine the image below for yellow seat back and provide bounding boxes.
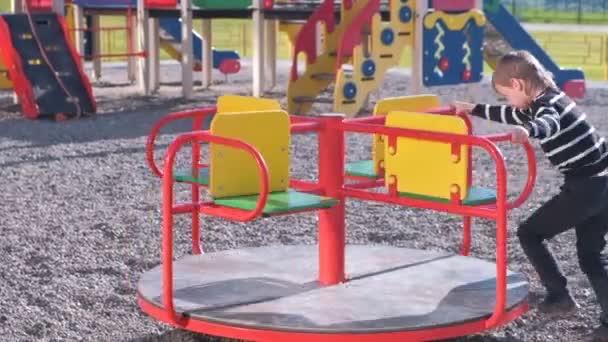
[385,111,469,201]
[217,95,281,114]
[372,95,441,175]
[209,110,290,199]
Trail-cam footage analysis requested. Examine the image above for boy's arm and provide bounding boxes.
[521,106,561,139]
[471,104,531,125]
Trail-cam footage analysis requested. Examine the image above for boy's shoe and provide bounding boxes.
[537,292,579,317]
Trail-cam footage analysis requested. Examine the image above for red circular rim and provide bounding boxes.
[138,295,529,341]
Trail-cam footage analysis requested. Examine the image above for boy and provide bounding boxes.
[453,50,608,340]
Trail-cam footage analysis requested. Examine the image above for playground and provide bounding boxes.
[0,60,607,341]
[1,0,608,341]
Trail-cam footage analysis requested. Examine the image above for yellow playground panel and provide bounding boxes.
[287,1,369,115]
[209,110,290,198]
[216,95,281,113]
[278,21,303,49]
[333,0,414,117]
[371,95,441,176]
[385,111,469,201]
[0,61,10,89]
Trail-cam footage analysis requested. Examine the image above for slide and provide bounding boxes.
[483,0,585,98]
[158,18,241,75]
[0,13,95,119]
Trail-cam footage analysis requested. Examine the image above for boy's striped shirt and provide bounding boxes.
[472,88,608,179]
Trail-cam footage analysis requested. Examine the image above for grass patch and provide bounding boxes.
[513,8,608,24]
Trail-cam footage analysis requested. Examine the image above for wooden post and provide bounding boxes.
[252,0,265,97]
[10,0,22,104]
[91,15,102,80]
[73,3,86,65]
[128,13,138,84]
[137,0,150,95]
[10,0,21,104]
[181,0,193,98]
[410,0,426,95]
[11,0,23,13]
[201,19,212,88]
[264,19,277,90]
[52,0,65,16]
[149,18,160,91]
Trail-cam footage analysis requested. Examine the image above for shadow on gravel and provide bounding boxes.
[0,96,219,158]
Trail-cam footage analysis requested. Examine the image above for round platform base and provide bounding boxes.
[138,245,529,341]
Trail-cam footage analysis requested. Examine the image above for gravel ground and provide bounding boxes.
[1,60,608,342]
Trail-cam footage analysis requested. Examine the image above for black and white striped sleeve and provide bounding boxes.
[522,106,560,139]
[471,104,530,126]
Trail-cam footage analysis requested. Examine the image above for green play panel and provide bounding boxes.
[213,190,339,215]
[174,167,209,185]
[193,0,252,9]
[345,160,377,179]
[399,186,497,206]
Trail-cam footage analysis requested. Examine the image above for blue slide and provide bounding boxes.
[158,18,241,74]
[483,0,585,97]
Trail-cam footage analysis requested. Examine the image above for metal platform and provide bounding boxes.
[138,245,528,338]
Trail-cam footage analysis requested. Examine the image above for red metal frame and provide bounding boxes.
[57,16,97,114]
[138,294,528,342]
[69,4,146,61]
[145,0,178,7]
[25,0,53,11]
[160,130,269,322]
[146,107,217,178]
[432,0,477,11]
[0,17,39,118]
[140,108,538,341]
[145,107,217,254]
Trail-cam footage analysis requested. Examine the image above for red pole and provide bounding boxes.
[191,117,203,255]
[317,114,346,285]
[461,216,471,256]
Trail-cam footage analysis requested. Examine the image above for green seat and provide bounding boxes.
[193,0,252,9]
[213,190,339,216]
[345,160,377,179]
[174,167,209,185]
[399,186,497,206]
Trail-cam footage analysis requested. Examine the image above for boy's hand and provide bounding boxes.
[510,126,530,144]
[452,101,475,114]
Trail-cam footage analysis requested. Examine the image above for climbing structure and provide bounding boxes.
[333,0,413,115]
[287,0,357,116]
[288,0,414,117]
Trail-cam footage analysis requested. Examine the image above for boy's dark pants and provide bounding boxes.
[517,175,608,320]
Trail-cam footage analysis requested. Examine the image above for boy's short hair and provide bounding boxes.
[492,50,558,95]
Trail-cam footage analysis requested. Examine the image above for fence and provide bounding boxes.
[533,30,608,80]
[97,16,606,81]
[501,0,608,24]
